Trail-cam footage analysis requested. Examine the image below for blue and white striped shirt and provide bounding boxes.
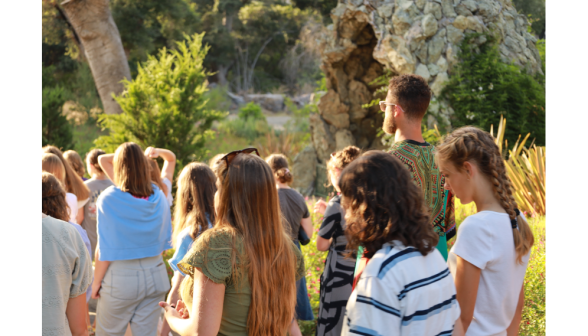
[342,241,460,336]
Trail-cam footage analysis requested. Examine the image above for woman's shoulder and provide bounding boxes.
[66,192,78,202]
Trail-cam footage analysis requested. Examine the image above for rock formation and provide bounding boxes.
[292,0,543,195]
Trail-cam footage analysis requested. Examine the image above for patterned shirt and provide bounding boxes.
[342,242,460,336]
[388,140,455,237]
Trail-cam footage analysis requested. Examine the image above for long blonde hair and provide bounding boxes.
[172,162,216,248]
[63,150,85,179]
[113,142,153,198]
[194,153,297,335]
[42,145,90,201]
[436,126,534,264]
[42,153,66,184]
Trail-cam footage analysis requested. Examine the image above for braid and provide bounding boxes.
[436,126,534,264]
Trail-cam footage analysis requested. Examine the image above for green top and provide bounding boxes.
[178,229,305,336]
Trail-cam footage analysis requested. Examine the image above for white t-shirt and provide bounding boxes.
[342,241,460,336]
[66,192,78,223]
[448,211,530,336]
[162,177,173,207]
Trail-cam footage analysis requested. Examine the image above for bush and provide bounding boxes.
[217,102,271,143]
[441,32,545,147]
[42,86,74,150]
[95,33,226,172]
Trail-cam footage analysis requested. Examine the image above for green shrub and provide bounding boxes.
[441,32,545,147]
[42,86,74,150]
[95,33,226,172]
[217,102,271,143]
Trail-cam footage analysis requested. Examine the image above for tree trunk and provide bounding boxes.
[60,0,131,115]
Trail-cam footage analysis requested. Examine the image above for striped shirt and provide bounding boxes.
[342,241,460,336]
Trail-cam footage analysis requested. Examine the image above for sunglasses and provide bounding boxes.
[379,101,397,112]
[221,147,260,166]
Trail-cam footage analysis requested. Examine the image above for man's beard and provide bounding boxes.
[383,112,397,134]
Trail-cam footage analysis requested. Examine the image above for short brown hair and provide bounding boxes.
[113,142,153,198]
[86,148,106,174]
[339,151,438,257]
[265,154,293,184]
[42,172,70,222]
[63,150,85,179]
[387,74,431,121]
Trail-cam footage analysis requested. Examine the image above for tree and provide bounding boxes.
[61,0,132,115]
[95,33,226,171]
[512,0,545,38]
[43,86,74,150]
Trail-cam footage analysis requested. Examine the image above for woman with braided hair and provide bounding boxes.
[436,126,534,336]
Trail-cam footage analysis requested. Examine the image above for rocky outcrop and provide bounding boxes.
[294,0,543,195]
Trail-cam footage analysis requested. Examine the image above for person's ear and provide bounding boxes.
[463,161,475,179]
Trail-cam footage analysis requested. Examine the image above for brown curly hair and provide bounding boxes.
[265,154,293,184]
[327,146,361,185]
[42,172,71,222]
[63,150,85,179]
[436,126,534,264]
[387,74,431,121]
[339,151,438,257]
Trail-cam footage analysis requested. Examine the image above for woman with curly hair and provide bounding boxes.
[339,151,462,336]
[313,146,361,336]
[436,127,534,335]
[160,148,305,336]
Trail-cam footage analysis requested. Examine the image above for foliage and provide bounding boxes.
[95,33,226,173]
[42,86,74,150]
[513,0,545,38]
[217,102,271,143]
[536,39,545,72]
[422,124,442,146]
[441,32,545,147]
[255,131,309,160]
[300,198,545,336]
[491,116,546,216]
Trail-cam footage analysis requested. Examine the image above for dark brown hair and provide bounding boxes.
[113,142,153,198]
[436,126,534,263]
[339,151,438,257]
[265,154,293,184]
[63,150,85,179]
[387,74,431,121]
[173,162,217,247]
[43,145,90,200]
[42,172,70,222]
[86,148,106,174]
[148,159,168,197]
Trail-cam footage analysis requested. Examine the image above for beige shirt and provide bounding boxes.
[42,215,93,336]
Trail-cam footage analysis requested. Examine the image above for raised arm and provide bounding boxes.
[145,147,176,181]
[97,154,115,184]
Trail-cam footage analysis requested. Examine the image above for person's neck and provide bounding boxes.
[472,181,507,214]
[93,173,108,180]
[394,123,425,143]
[276,182,290,189]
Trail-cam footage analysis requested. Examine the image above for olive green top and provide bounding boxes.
[178,229,305,336]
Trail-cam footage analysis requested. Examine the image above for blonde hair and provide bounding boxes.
[42,145,90,201]
[148,159,168,197]
[265,154,293,184]
[42,153,66,184]
[42,172,70,222]
[209,153,226,178]
[63,150,85,179]
[436,126,534,264]
[173,162,216,248]
[113,142,153,198]
[186,154,297,335]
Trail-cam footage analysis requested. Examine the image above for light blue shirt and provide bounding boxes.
[168,215,212,276]
[97,183,172,261]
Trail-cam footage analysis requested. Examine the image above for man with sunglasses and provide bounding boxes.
[354,74,456,278]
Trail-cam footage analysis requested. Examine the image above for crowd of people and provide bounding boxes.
[41,74,534,336]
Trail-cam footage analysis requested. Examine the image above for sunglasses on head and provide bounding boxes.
[221,147,260,166]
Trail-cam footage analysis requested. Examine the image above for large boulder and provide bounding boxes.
[244,94,285,112]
